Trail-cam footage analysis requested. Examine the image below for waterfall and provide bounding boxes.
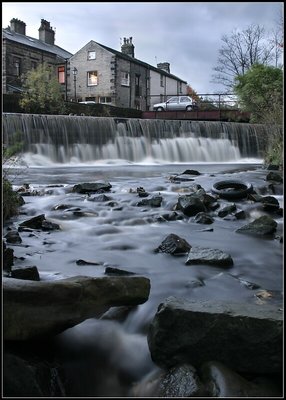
[3,113,268,165]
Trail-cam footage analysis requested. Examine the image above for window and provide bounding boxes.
[168,97,179,103]
[135,74,141,96]
[31,61,37,70]
[121,71,130,86]
[58,66,65,84]
[180,96,190,103]
[13,57,21,76]
[88,51,96,60]
[99,96,112,103]
[87,71,98,86]
[160,74,164,87]
[178,82,182,94]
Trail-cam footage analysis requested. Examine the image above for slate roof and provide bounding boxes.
[72,40,187,84]
[2,28,73,60]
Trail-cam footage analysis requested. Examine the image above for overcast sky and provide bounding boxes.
[2,2,283,93]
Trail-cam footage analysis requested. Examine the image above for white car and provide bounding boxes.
[153,96,194,111]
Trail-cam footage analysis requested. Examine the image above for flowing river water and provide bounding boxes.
[3,115,283,396]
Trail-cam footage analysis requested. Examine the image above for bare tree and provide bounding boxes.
[270,10,284,67]
[211,24,275,90]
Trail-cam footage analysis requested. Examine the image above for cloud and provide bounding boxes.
[2,2,283,92]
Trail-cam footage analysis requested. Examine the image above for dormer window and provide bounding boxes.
[88,51,96,60]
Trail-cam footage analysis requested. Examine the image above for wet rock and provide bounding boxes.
[176,194,207,217]
[156,211,183,222]
[86,194,112,202]
[104,266,136,276]
[41,220,60,231]
[236,215,277,236]
[186,246,233,267]
[182,169,201,175]
[19,214,46,229]
[147,297,283,375]
[217,203,237,218]
[3,275,150,340]
[154,233,191,255]
[137,195,163,207]
[52,203,72,210]
[11,266,40,281]
[131,364,205,397]
[136,187,149,197]
[76,259,102,266]
[3,350,65,397]
[260,196,280,212]
[266,171,283,183]
[4,230,22,244]
[18,214,60,231]
[200,361,282,397]
[3,241,14,271]
[268,183,283,195]
[234,210,246,219]
[170,175,195,182]
[72,181,112,194]
[194,212,214,224]
[249,194,280,212]
[266,164,280,170]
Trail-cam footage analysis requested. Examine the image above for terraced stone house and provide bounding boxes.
[2,18,187,110]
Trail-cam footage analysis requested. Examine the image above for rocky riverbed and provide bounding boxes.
[3,162,283,397]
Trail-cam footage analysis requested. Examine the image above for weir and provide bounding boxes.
[3,113,268,164]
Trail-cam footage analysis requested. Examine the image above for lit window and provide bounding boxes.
[88,71,98,86]
[58,66,65,84]
[121,71,130,86]
[88,51,96,60]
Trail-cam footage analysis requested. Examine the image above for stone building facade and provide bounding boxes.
[2,18,187,110]
[70,37,187,110]
[2,18,72,96]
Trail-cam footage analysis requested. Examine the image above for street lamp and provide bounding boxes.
[72,67,78,102]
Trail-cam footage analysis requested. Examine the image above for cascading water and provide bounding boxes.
[2,113,267,165]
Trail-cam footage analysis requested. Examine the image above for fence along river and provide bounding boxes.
[3,113,268,165]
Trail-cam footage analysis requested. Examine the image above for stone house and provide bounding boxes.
[2,18,187,110]
[2,18,72,96]
[69,37,187,110]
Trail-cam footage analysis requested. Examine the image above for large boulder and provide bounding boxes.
[72,181,112,194]
[185,247,233,267]
[3,275,150,341]
[236,215,277,236]
[147,297,282,375]
[176,194,207,217]
[154,233,191,255]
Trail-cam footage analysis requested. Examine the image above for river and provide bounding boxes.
[3,160,283,396]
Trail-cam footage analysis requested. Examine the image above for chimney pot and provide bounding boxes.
[121,36,135,57]
[10,18,26,35]
[39,19,55,45]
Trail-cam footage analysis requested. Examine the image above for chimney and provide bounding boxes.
[121,37,135,58]
[39,19,55,45]
[10,18,26,35]
[157,62,170,74]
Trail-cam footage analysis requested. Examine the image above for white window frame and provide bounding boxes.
[121,71,130,86]
[99,96,112,103]
[88,51,96,60]
[87,71,98,86]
